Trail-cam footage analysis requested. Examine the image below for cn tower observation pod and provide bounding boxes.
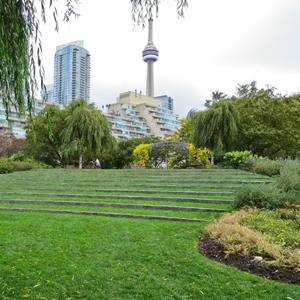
[142,41,159,62]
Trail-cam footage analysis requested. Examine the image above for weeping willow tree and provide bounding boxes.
[192,100,239,165]
[131,0,188,26]
[0,0,79,118]
[60,99,116,169]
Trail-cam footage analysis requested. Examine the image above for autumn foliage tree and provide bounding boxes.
[0,133,25,157]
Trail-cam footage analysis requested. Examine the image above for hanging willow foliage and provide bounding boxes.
[192,100,240,153]
[131,0,188,27]
[60,99,116,162]
[0,0,79,119]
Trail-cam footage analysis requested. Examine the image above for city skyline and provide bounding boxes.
[40,0,300,118]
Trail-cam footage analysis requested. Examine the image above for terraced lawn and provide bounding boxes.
[0,169,297,299]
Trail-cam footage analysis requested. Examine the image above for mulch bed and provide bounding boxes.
[198,234,300,285]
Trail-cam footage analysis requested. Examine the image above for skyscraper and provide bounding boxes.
[53,41,91,105]
[142,19,159,97]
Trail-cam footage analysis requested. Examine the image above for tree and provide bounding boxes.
[25,104,68,166]
[205,90,228,107]
[0,133,26,157]
[131,0,188,26]
[231,81,300,158]
[0,0,79,118]
[60,99,115,169]
[25,99,115,167]
[169,118,192,143]
[192,100,239,165]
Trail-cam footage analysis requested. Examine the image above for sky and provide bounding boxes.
[40,0,300,118]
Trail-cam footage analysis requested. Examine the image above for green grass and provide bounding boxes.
[0,183,237,193]
[0,194,231,209]
[0,212,299,300]
[0,189,236,200]
[0,203,219,220]
[0,179,246,187]
[0,169,296,299]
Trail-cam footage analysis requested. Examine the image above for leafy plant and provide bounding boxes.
[278,201,300,221]
[242,209,300,249]
[133,144,152,166]
[0,157,35,174]
[233,183,284,210]
[187,144,211,166]
[223,150,253,169]
[275,159,300,193]
[252,159,283,176]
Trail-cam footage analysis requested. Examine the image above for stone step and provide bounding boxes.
[0,186,236,196]
[0,178,274,184]
[17,169,251,174]
[0,199,227,212]
[0,192,234,204]
[0,207,209,222]
[1,174,270,180]
[0,182,239,190]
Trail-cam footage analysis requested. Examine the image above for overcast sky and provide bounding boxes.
[40,0,300,118]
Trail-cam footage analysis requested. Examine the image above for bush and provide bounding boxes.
[223,150,253,169]
[275,159,300,194]
[0,162,14,174]
[252,159,283,177]
[233,183,284,210]
[240,156,256,171]
[0,157,35,174]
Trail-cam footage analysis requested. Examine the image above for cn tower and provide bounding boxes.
[142,18,159,97]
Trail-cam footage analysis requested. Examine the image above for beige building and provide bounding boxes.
[104,91,180,140]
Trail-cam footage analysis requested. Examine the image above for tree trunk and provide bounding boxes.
[211,151,214,166]
[79,155,82,169]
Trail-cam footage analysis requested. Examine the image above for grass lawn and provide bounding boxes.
[0,194,231,209]
[0,169,296,299]
[0,212,299,300]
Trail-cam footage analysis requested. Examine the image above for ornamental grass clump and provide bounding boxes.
[202,209,300,268]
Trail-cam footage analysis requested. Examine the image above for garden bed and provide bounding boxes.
[198,234,300,285]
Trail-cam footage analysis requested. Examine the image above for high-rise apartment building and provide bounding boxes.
[53,41,91,105]
[155,95,174,111]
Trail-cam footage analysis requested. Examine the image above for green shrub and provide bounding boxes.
[233,183,284,210]
[0,157,35,174]
[10,152,27,162]
[223,150,253,169]
[252,159,283,176]
[0,162,14,174]
[10,161,35,172]
[242,209,300,248]
[239,157,256,171]
[275,159,300,193]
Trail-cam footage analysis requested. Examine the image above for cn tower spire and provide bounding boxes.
[142,18,159,97]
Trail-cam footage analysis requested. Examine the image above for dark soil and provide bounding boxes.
[198,234,300,285]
